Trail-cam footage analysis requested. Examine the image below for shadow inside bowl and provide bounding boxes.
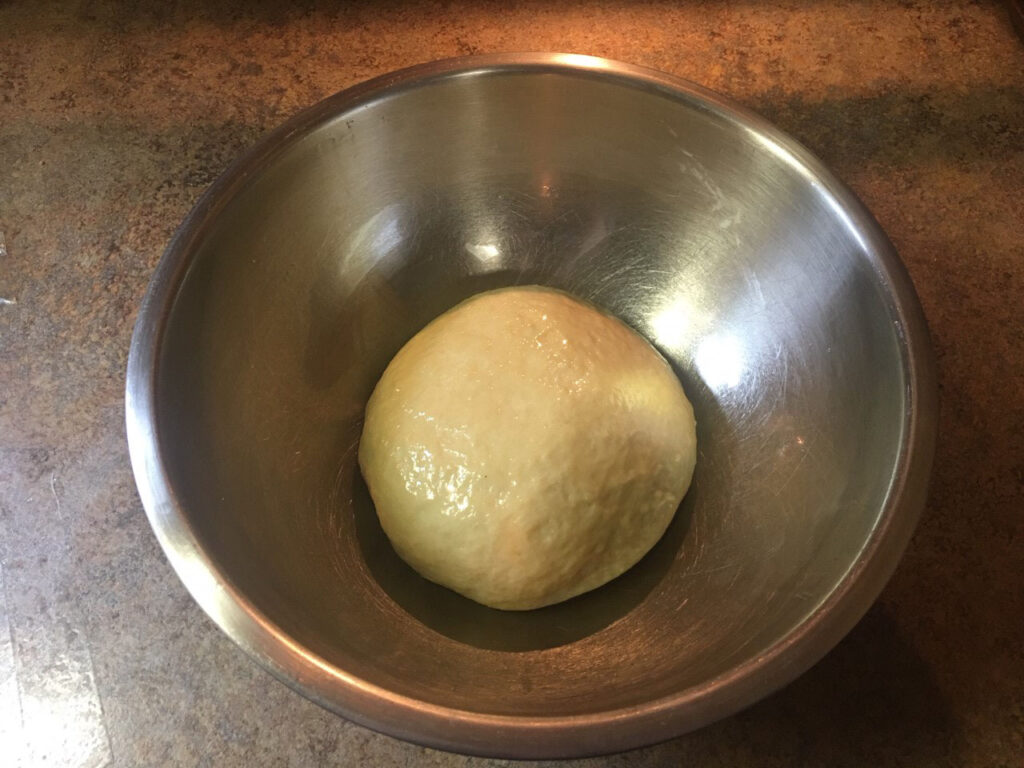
[347,443,695,653]
[319,263,719,653]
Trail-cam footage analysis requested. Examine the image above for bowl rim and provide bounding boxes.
[125,52,938,759]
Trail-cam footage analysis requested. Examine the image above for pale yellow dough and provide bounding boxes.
[358,286,697,610]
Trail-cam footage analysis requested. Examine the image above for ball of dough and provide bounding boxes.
[358,287,697,610]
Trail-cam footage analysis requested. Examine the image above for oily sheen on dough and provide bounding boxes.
[358,286,697,610]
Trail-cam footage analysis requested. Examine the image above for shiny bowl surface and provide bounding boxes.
[126,54,936,758]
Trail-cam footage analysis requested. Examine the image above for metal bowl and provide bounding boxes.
[126,54,937,758]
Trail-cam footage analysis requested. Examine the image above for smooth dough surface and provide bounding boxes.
[358,286,697,610]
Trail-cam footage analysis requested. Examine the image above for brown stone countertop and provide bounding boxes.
[1,1,1022,766]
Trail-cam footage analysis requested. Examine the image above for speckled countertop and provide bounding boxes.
[1,1,1022,766]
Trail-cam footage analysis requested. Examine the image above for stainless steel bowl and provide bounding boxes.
[126,54,937,758]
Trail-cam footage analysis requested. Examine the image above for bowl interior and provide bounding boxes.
[156,67,906,718]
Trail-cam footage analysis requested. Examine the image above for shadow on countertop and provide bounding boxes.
[614,604,962,766]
